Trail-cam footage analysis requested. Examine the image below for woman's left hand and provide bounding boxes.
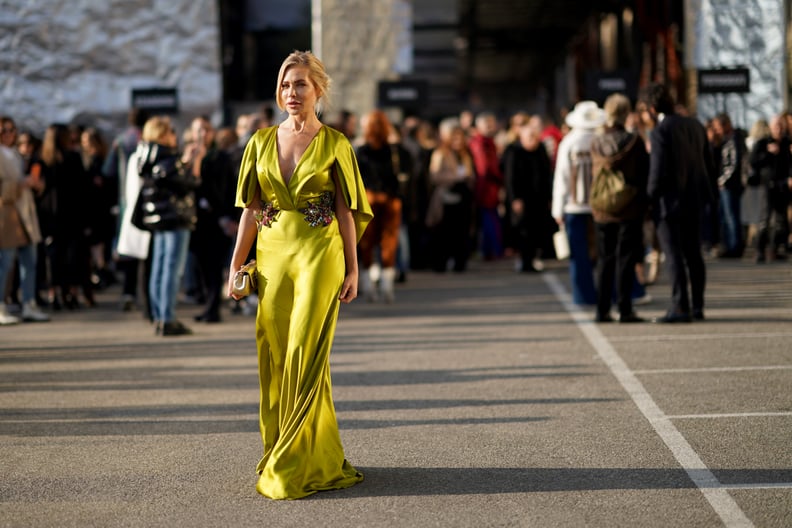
[338,272,358,303]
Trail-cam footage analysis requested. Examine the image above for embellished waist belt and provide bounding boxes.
[255,191,334,231]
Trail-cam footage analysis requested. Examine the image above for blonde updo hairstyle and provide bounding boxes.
[603,93,631,128]
[275,50,332,115]
[141,116,174,144]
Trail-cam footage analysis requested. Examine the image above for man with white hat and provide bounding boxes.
[552,101,606,306]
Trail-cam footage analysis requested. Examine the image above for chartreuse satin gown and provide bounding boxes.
[236,125,373,500]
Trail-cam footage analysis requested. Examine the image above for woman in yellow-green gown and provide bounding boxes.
[227,51,373,500]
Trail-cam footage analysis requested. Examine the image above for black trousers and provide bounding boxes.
[595,219,643,317]
[193,234,231,319]
[117,255,152,319]
[757,187,790,255]
[515,212,546,271]
[655,213,706,314]
[430,202,472,272]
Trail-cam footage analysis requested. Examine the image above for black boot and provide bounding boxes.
[162,320,193,336]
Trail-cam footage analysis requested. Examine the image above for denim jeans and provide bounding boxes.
[565,213,597,305]
[149,229,190,323]
[719,187,742,253]
[0,248,15,303]
[0,244,37,304]
[478,207,503,259]
[16,244,37,303]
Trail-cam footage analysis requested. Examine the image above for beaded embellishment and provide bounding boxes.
[300,191,335,227]
[254,200,280,231]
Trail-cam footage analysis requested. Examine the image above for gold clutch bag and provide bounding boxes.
[232,260,257,298]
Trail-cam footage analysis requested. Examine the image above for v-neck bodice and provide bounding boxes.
[235,124,373,242]
[276,124,324,187]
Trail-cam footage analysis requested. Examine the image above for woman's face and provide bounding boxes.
[17,133,33,157]
[770,116,784,140]
[518,125,540,150]
[449,128,466,151]
[164,127,178,148]
[80,131,93,154]
[281,66,319,117]
[191,119,213,147]
[0,121,16,148]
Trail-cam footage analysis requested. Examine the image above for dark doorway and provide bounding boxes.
[218,0,311,108]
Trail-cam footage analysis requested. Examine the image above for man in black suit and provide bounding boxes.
[639,83,717,323]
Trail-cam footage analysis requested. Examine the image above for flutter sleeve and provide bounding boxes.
[333,135,374,242]
[235,132,261,208]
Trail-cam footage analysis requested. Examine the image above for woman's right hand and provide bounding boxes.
[227,265,242,300]
[227,201,260,301]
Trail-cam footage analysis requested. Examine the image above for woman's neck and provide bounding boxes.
[283,114,321,134]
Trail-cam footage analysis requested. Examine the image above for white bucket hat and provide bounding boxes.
[565,101,606,130]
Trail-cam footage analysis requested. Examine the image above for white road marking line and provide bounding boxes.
[666,412,792,420]
[634,366,792,375]
[543,272,755,528]
[719,483,792,490]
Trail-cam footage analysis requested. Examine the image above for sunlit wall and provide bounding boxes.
[686,0,786,129]
[0,1,223,134]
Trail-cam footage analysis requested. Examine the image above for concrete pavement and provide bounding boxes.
[1,254,790,527]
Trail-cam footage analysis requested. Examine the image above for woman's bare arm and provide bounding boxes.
[227,187,260,299]
[333,173,359,304]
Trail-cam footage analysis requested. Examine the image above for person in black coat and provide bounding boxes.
[185,117,237,322]
[750,114,791,262]
[80,127,117,289]
[502,122,552,272]
[639,83,717,323]
[39,123,91,309]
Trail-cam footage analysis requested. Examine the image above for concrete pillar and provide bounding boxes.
[312,0,412,123]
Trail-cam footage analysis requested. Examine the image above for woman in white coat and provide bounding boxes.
[115,127,153,315]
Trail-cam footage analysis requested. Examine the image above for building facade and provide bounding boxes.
[2,1,791,136]
[0,0,223,134]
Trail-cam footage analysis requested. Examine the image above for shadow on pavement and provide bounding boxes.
[313,466,792,497]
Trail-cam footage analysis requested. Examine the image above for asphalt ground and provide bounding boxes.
[1,253,790,527]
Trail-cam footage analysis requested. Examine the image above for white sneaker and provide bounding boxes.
[0,306,20,325]
[634,293,653,306]
[22,301,50,322]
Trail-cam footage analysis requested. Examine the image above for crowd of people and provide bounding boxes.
[706,111,792,263]
[0,108,268,331]
[2,80,791,328]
